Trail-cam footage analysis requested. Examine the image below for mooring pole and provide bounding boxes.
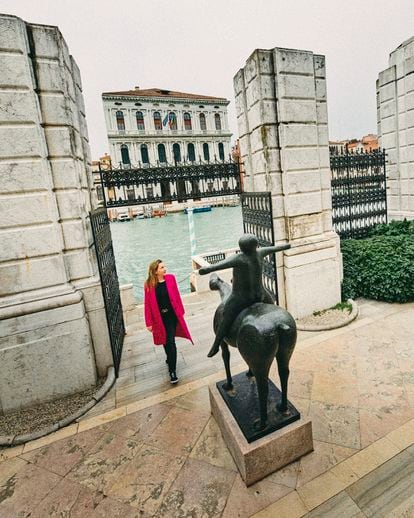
[187,207,196,256]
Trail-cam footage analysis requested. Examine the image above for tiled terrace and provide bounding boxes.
[1,295,414,517]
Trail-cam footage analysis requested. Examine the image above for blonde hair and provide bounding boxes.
[145,259,162,289]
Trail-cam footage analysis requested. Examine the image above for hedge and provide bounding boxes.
[341,222,414,303]
[368,219,414,237]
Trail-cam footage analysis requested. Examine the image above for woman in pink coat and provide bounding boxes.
[144,259,193,384]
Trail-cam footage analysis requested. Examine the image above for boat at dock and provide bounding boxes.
[184,205,212,214]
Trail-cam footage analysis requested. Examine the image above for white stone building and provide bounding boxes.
[101,87,232,168]
[377,36,414,220]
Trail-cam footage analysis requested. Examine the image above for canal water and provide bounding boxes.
[111,206,243,302]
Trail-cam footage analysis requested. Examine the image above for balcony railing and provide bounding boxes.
[107,129,231,137]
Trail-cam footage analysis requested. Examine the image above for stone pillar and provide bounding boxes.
[377,36,414,220]
[234,47,341,318]
[0,14,112,413]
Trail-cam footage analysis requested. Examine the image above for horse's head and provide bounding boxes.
[209,273,221,291]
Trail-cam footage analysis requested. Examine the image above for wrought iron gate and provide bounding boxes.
[98,159,241,207]
[90,207,125,376]
[240,192,279,303]
[330,149,387,239]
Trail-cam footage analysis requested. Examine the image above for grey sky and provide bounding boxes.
[2,0,413,158]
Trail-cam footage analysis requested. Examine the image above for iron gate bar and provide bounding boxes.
[330,149,387,239]
[240,192,279,304]
[90,207,125,376]
[99,159,241,207]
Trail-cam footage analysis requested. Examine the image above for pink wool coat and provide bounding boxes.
[144,274,193,346]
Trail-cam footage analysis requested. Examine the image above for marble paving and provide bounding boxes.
[0,297,414,517]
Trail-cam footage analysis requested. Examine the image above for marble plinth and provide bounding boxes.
[209,382,313,486]
[216,372,300,442]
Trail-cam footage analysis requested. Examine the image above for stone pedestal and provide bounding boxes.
[234,47,342,318]
[209,383,313,486]
[377,36,414,221]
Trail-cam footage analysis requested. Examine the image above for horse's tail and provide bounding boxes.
[238,322,278,372]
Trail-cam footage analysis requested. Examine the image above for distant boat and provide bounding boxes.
[184,205,212,214]
[117,213,131,222]
[153,209,167,217]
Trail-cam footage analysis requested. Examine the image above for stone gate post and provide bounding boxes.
[377,37,414,221]
[234,47,342,318]
[0,15,112,413]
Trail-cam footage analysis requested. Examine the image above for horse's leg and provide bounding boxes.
[276,356,290,414]
[253,370,269,430]
[221,341,233,391]
[275,322,296,415]
[276,345,294,415]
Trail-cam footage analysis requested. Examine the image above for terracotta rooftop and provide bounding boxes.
[102,87,227,102]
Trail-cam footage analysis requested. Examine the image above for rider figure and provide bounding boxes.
[199,234,289,357]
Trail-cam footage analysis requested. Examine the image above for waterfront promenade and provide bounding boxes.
[1,294,414,517]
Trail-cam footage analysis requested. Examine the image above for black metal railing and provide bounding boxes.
[204,252,226,265]
[240,192,279,303]
[90,208,125,376]
[98,159,241,207]
[330,149,387,239]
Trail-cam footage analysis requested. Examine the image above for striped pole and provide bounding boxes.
[187,208,197,256]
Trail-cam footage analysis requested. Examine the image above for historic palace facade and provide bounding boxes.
[102,87,232,167]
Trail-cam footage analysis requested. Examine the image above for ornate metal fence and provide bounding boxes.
[90,208,125,376]
[204,252,226,264]
[240,192,279,303]
[99,159,241,207]
[330,149,387,239]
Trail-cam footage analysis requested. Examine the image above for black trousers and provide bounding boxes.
[161,310,178,373]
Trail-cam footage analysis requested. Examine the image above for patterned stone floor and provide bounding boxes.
[1,297,414,517]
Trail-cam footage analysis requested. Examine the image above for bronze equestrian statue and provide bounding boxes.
[199,235,297,430]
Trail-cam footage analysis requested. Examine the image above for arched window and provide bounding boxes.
[199,113,206,131]
[120,144,130,165]
[188,143,195,162]
[141,144,149,164]
[158,143,166,163]
[154,112,162,130]
[136,111,145,130]
[184,112,192,131]
[203,143,210,162]
[168,112,177,130]
[116,110,125,131]
[218,142,225,161]
[214,113,222,130]
[173,143,181,163]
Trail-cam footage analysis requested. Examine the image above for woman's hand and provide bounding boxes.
[146,326,153,332]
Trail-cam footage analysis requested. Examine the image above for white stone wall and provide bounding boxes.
[234,48,341,318]
[377,36,414,220]
[0,15,112,412]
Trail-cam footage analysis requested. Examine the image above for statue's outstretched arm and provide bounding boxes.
[258,243,291,257]
[199,254,240,275]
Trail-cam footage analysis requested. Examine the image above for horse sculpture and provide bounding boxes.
[209,274,297,431]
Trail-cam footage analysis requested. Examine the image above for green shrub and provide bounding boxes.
[341,234,414,303]
[368,218,414,237]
